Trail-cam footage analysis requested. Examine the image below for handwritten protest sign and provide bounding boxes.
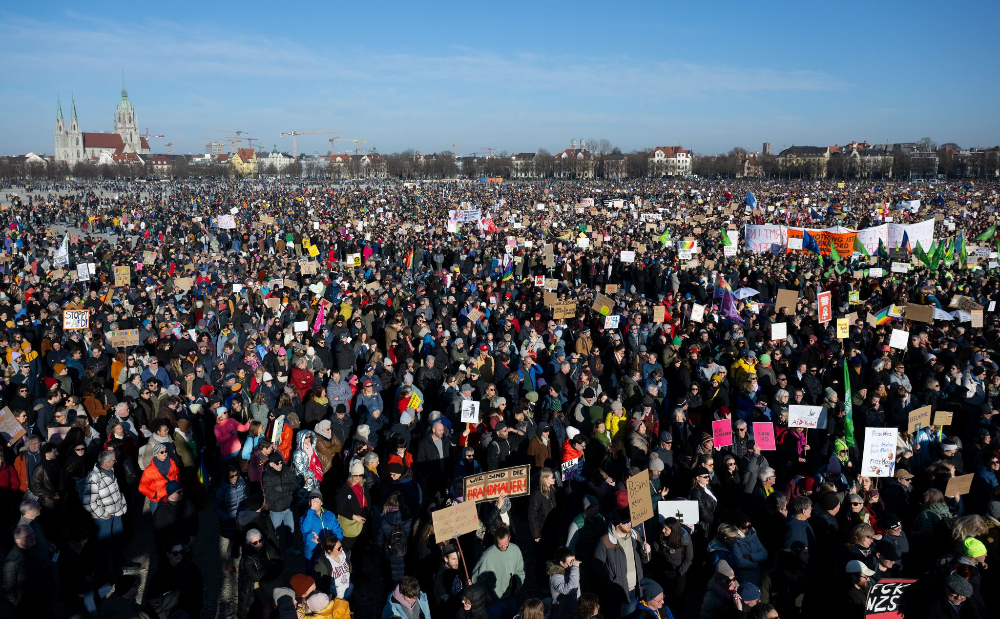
[771,322,787,341]
[888,328,908,350]
[837,318,849,338]
[114,266,130,287]
[561,457,584,482]
[933,410,954,426]
[460,400,480,424]
[63,309,90,330]
[866,579,916,618]
[432,500,479,542]
[604,314,621,329]
[464,465,531,503]
[712,419,733,448]
[690,304,706,322]
[907,406,932,434]
[0,407,25,442]
[107,329,140,347]
[945,474,974,497]
[788,405,823,429]
[551,302,576,320]
[753,422,776,450]
[591,294,615,316]
[860,427,898,477]
[626,474,654,526]
[218,214,236,229]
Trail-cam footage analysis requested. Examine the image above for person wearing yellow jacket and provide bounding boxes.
[730,350,758,389]
[605,400,629,441]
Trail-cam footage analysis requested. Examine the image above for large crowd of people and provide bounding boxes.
[0,175,998,619]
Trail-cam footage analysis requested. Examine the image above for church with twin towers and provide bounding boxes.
[54,78,151,165]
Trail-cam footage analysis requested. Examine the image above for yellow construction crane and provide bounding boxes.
[351,140,368,155]
[164,142,177,154]
[207,128,247,152]
[278,130,340,159]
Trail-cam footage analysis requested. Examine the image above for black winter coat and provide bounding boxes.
[151,498,200,553]
[375,508,413,582]
[262,463,297,512]
[237,543,282,619]
[527,488,558,540]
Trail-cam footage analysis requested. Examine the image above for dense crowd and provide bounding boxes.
[0,176,998,619]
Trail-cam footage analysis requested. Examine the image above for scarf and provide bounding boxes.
[309,449,323,482]
[350,482,366,510]
[153,453,171,477]
[791,429,808,455]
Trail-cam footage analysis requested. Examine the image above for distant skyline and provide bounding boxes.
[2,1,999,157]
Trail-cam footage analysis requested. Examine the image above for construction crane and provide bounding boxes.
[164,142,177,154]
[244,137,261,151]
[278,130,340,159]
[453,142,457,159]
[140,128,164,140]
[349,139,367,155]
[208,129,247,152]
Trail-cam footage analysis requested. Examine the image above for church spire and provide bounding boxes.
[57,95,64,122]
[121,70,127,99]
[70,94,77,121]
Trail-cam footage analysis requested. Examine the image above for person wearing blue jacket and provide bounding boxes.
[381,576,431,619]
[300,489,344,562]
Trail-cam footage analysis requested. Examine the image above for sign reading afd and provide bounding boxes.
[464,465,531,502]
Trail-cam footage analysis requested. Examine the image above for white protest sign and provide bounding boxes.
[620,250,636,263]
[218,214,236,229]
[860,427,898,477]
[690,304,706,323]
[771,322,787,341]
[788,405,824,429]
[869,267,884,277]
[604,314,621,330]
[657,501,700,531]
[461,400,480,424]
[787,237,803,250]
[293,321,308,332]
[77,263,91,281]
[889,328,908,350]
[891,262,908,273]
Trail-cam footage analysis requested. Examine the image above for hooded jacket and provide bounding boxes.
[547,561,580,619]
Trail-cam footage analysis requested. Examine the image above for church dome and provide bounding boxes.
[117,84,133,113]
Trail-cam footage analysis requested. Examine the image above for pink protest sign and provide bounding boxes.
[753,422,776,450]
[712,419,733,448]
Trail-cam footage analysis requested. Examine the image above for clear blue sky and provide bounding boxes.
[2,1,998,156]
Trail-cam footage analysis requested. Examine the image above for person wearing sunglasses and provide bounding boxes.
[238,528,282,618]
[145,540,204,617]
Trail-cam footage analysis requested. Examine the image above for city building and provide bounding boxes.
[777,146,830,178]
[510,152,538,179]
[648,146,691,177]
[258,147,296,173]
[54,81,150,165]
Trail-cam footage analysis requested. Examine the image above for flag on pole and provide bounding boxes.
[901,231,910,253]
[404,247,414,270]
[853,236,870,258]
[974,225,996,242]
[745,192,757,208]
[658,228,671,247]
[915,241,930,267]
[830,239,842,263]
[844,361,855,448]
[720,229,733,247]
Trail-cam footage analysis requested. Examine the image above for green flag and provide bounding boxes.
[844,361,855,448]
[853,236,870,258]
[915,241,930,267]
[830,239,841,263]
[956,233,967,268]
[878,238,888,259]
[720,228,734,247]
[974,225,996,242]
[658,228,671,247]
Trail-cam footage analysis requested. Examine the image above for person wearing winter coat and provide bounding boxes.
[292,429,324,493]
[151,480,200,558]
[326,369,354,413]
[214,405,252,462]
[29,442,63,513]
[214,465,247,571]
[3,525,48,618]
[731,516,768,587]
[138,442,180,514]
[548,547,582,619]
[593,509,651,619]
[375,491,414,585]
[262,453,298,547]
[381,576,432,619]
[650,518,693,609]
[238,528,283,619]
[300,490,344,562]
[759,547,809,619]
[312,535,353,600]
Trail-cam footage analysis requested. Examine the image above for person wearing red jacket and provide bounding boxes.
[562,427,588,463]
[139,442,180,513]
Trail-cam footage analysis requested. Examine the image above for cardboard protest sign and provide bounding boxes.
[866,579,916,618]
[591,294,615,316]
[657,501,699,530]
[860,427,898,477]
[907,406,932,434]
[776,289,798,313]
[712,419,733,448]
[107,329,140,347]
[114,266,130,287]
[464,465,531,502]
[63,309,90,330]
[605,284,619,294]
[788,405,824,429]
[173,277,195,291]
[0,407,25,442]
[888,329,908,350]
[551,302,576,320]
[544,292,558,306]
[460,400,480,424]
[771,322,787,341]
[690,303,705,323]
[944,473,974,497]
[431,500,479,542]
[653,306,665,323]
[753,422,776,450]
[626,474,654,526]
[300,261,319,275]
[971,309,984,328]
[906,304,934,324]
[260,216,276,225]
[933,410,954,426]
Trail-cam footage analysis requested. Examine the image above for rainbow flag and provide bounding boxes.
[502,254,514,281]
[404,247,414,270]
[679,240,696,250]
[874,307,893,325]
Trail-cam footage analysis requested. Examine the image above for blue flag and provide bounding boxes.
[745,192,758,208]
[901,230,910,252]
[802,230,821,255]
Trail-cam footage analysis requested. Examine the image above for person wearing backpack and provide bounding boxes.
[375,491,413,586]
